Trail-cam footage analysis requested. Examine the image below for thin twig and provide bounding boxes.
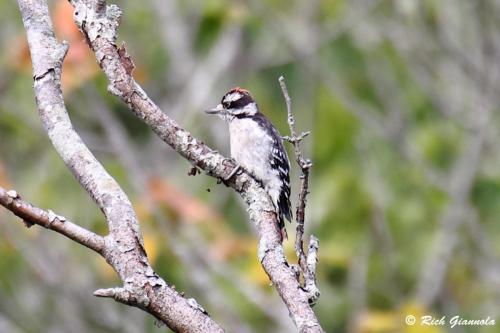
[279,76,320,305]
[0,186,104,253]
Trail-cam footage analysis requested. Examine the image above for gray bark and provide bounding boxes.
[16,0,224,332]
[68,0,324,331]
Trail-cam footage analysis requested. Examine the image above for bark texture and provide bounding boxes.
[17,0,224,332]
[9,0,324,331]
[68,0,323,331]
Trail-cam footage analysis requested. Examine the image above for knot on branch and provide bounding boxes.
[283,131,311,144]
[187,298,208,315]
[94,284,151,308]
[6,190,19,199]
[94,286,129,299]
[46,209,66,228]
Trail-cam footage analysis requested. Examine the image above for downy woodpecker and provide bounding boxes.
[206,87,292,240]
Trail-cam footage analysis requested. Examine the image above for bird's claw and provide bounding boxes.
[224,165,241,181]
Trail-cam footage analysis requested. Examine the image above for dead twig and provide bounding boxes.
[279,76,320,305]
[0,186,104,253]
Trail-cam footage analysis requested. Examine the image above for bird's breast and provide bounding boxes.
[229,119,273,183]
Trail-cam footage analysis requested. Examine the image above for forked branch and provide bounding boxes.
[67,0,323,331]
[16,0,224,331]
[279,76,320,305]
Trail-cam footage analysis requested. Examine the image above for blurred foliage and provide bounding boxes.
[1,0,500,332]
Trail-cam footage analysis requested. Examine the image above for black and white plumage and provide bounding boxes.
[206,87,292,240]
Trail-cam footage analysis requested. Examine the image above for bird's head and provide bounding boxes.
[206,87,258,121]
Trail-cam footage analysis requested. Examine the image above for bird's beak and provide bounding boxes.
[205,103,224,114]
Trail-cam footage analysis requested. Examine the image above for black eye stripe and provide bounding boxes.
[221,90,255,109]
[226,94,253,109]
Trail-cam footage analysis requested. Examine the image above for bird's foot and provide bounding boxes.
[224,164,241,181]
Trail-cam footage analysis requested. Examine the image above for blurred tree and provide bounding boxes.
[0,0,499,332]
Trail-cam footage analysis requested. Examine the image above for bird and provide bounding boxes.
[206,87,292,240]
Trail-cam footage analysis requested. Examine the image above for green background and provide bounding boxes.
[0,0,499,332]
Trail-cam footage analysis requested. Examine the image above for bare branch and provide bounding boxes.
[68,0,323,331]
[0,186,104,253]
[305,236,320,299]
[85,88,260,332]
[279,76,320,305]
[17,0,224,331]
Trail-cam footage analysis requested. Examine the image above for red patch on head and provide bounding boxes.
[229,87,250,94]
[221,87,254,106]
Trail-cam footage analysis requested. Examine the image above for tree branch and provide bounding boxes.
[17,0,224,332]
[68,0,323,331]
[279,76,320,305]
[0,186,104,253]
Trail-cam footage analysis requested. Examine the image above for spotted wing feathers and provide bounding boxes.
[251,113,292,239]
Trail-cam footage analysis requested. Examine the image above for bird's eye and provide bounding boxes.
[223,101,231,109]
